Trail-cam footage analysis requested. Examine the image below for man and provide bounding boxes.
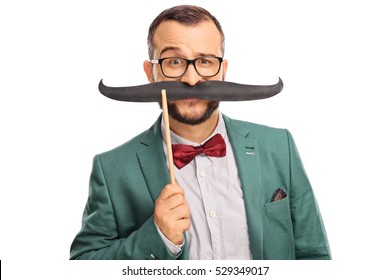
[70,5,331,260]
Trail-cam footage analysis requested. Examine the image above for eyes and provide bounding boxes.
[152,56,223,78]
[168,58,184,66]
[165,57,216,67]
[198,58,213,65]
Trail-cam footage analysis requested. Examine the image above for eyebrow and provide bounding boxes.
[159,46,180,57]
[159,47,219,58]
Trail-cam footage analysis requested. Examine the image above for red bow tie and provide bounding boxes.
[172,133,226,169]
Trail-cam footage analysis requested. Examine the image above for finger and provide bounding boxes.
[154,196,188,222]
[158,183,185,200]
[162,193,187,210]
[155,200,189,222]
[177,218,191,232]
[170,203,191,220]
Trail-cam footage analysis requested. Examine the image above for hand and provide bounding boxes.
[154,183,191,245]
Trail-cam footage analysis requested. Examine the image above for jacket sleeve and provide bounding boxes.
[286,130,332,260]
[70,155,185,260]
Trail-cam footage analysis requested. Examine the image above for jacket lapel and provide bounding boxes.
[137,115,170,202]
[223,115,264,259]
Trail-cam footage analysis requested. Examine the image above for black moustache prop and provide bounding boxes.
[98,78,283,102]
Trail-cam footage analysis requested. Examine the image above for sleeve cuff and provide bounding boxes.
[154,221,184,256]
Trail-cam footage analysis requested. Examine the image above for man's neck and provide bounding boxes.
[169,111,220,144]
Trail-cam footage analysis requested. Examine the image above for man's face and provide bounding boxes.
[144,20,228,125]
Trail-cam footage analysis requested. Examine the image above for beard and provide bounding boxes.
[152,74,222,125]
[159,100,220,125]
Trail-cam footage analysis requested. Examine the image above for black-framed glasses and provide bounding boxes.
[150,56,223,78]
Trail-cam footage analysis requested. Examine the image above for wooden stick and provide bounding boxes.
[161,89,176,185]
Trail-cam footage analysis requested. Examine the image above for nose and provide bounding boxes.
[179,64,203,86]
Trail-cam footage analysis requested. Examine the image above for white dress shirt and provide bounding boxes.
[159,112,252,260]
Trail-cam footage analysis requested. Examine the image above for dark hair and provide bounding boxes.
[147,5,225,59]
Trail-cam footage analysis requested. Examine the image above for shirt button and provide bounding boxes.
[200,171,206,177]
[209,211,216,218]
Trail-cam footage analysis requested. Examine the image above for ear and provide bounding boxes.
[143,60,153,82]
[222,59,228,81]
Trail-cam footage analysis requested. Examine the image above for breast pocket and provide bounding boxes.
[263,196,295,259]
[265,195,290,215]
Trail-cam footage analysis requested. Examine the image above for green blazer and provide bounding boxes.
[70,114,331,260]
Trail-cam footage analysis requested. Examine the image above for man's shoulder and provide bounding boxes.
[224,115,292,155]
[224,115,287,138]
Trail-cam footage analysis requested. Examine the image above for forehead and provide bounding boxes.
[153,20,223,57]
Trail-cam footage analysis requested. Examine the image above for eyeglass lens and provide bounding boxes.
[161,57,221,78]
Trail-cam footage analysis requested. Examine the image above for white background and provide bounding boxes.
[1,0,389,279]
